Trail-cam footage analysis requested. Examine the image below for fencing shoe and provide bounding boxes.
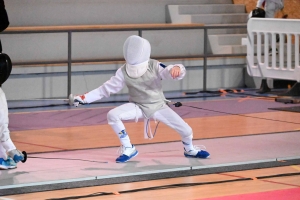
[116,145,138,163]
[184,145,210,159]
[0,157,17,170]
[8,149,25,163]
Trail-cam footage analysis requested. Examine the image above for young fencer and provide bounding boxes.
[73,35,210,163]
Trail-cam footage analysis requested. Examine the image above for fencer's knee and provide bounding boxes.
[107,109,121,124]
[179,124,193,138]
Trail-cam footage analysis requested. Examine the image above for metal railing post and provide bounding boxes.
[2,24,247,100]
[203,28,208,92]
[67,31,72,97]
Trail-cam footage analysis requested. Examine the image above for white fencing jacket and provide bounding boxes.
[84,62,186,104]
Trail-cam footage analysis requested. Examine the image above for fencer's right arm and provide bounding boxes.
[73,68,125,106]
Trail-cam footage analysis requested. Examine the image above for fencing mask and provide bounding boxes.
[123,35,151,78]
[0,53,12,86]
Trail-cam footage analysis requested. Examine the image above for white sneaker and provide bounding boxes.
[116,145,138,163]
[184,145,210,159]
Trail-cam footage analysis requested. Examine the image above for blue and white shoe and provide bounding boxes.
[184,145,210,159]
[116,145,138,163]
[0,157,17,170]
[8,149,25,163]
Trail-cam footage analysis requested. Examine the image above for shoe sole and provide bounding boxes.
[0,165,17,170]
[116,151,139,163]
[184,154,210,159]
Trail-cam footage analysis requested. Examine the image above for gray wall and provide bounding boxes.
[5,0,222,26]
[3,58,246,100]
[1,0,248,100]
[1,30,205,63]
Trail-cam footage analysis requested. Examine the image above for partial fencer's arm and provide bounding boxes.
[158,62,186,80]
[82,68,125,104]
[256,0,265,8]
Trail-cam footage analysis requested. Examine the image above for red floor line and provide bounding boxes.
[261,179,300,188]
[220,173,300,187]
[13,140,67,150]
[198,187,300,200]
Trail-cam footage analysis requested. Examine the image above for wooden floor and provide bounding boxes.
[3,97,300,199]
[4,165,300,199]
[10,111,300,153]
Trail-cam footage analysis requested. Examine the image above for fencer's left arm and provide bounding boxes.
[158,62,186,80]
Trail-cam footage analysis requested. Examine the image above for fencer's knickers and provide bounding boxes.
[0,88,16,156]
[107,103,144,147]
[152,106,194,149]
[107,103,194,146]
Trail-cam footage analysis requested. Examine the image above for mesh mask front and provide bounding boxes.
[123,35,151,78]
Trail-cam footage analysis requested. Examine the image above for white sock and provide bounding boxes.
[110,122,132,148]
[111,129,132,147]
[116,130,132,148]
[0,145,7,160]
[182,136,194,151]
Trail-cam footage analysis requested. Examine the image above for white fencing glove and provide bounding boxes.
[73,94,87,107]
[7,149,25,163]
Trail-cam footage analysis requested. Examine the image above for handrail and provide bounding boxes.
[4,23,205,33]
[1,23,247,96]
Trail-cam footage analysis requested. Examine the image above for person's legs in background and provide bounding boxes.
[257,1,283,93]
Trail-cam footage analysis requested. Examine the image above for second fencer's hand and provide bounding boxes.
[170,66,181,79]
[73,95,86,107]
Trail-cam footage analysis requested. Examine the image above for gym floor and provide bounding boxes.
[1,89,300,199]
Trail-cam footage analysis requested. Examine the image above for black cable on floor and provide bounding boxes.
[173,102,300,125]
[27,156,108,163]
[186,90,279,100]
